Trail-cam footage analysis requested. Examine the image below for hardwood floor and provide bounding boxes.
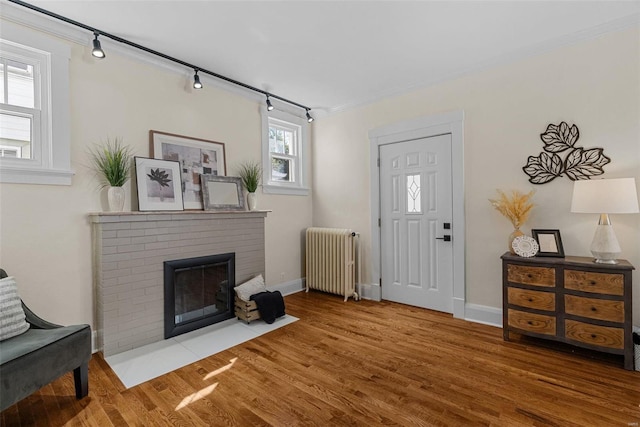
[2,291,639,426]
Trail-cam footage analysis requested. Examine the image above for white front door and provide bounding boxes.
[379,134,453,313]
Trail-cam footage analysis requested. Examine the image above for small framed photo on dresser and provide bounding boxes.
[531,229,565,257]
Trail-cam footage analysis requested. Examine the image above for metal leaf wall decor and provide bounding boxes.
[522,122,610,185]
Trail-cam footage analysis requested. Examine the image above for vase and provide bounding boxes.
[247,192,257,211]
[508,228,524,254]
[107,186,125,212]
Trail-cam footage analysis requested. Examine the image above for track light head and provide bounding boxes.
[306,109,314,123]
[193,70,203,89]
[266,96,274,111]
[91,32,105,59]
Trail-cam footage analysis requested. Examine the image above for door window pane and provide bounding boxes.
[407,174,421,213]
[0,112,31,159]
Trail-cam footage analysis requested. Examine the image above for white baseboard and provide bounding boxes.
[269,278,306,296]
[358,282,381,301]
[464,303,503,328]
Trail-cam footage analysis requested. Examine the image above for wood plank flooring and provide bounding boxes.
[2,291,639,426]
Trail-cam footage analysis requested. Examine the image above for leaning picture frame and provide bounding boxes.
[531,229,565,258]
[150,130,226,210]
[135,157,184,211]
[201,175,245,211]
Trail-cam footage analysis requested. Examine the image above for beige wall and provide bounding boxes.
[0,22,313,327]
[1,19,638,330]
[313,27,640,323]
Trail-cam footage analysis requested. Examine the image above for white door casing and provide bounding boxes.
[379,134,453,312]
[368,111,465,319]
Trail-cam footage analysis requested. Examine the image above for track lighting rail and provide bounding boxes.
[7,0,313,116]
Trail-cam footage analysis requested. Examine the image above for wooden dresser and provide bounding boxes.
[501,252,635,370]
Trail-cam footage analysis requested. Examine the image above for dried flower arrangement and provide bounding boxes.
[489,189,535,229]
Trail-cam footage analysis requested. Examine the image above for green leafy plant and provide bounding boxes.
[237,161,261,193]
[89,138,133,188]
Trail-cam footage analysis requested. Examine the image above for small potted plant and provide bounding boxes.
[489,189,535,253]
[89,138,133,212]
[237,161,261,211]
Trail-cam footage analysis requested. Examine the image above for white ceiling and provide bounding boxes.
[19,1,640,115]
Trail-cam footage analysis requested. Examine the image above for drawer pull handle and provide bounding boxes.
[528,298,533,302]
[589,281,596,285]
[591,334,597,339]
[591,307,597,312]
[527,321,533,325]
[527,274,533,278]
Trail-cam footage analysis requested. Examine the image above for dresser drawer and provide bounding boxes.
[564,270,624,296]
[564,319,624,349]
[507,264,555,287]
[507,309,556,335]
[507,287,555,311]
[564,295,624,323]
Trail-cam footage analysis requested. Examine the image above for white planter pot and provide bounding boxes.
[107,186,125,212]
[247,192,257,211]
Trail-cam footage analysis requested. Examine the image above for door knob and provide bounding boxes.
[435,235,451,242]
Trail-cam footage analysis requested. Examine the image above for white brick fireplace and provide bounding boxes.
[90,211,268,356]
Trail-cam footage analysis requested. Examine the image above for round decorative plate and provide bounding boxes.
[512,235,539,258]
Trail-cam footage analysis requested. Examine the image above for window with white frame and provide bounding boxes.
[261,107,309,195]
[0,54,38,161]
[0,20,72,185]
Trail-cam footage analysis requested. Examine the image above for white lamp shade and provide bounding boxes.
[571,178,639,214]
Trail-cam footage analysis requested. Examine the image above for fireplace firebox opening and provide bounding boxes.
[164,253,235,339]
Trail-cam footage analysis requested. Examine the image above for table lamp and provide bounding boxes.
[570,178,639,264]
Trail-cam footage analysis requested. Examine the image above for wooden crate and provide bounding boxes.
[235,296,260,324]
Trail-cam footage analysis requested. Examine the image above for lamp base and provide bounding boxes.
[593,258,619,265]
[590,221,621,265]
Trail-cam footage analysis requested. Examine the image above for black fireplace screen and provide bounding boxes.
[164,253,235,339]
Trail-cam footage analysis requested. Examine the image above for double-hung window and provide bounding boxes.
[0,20,72,185]
[261,107,309,195]
[0,51,39,161]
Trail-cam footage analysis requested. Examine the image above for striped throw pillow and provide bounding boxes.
[0,276,30,341]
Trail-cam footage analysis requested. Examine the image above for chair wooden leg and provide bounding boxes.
[73,362,89,399]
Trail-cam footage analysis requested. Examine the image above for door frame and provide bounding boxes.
[368,111,465,319]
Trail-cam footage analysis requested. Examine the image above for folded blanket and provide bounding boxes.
[250,291,285,324]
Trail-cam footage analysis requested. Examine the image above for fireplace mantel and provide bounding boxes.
[89,210,270,222]
[91,210,269,356]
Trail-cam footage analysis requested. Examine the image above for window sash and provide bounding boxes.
[269,153,297,183]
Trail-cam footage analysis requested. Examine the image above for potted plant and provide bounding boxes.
[237,161,261,211]
[89,138,133,212]
[489,189,535,253]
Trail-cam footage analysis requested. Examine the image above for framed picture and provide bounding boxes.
[150,130,226,210]
[135,157,184,211]
[531,229,565,258]
[201,175,245,211]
